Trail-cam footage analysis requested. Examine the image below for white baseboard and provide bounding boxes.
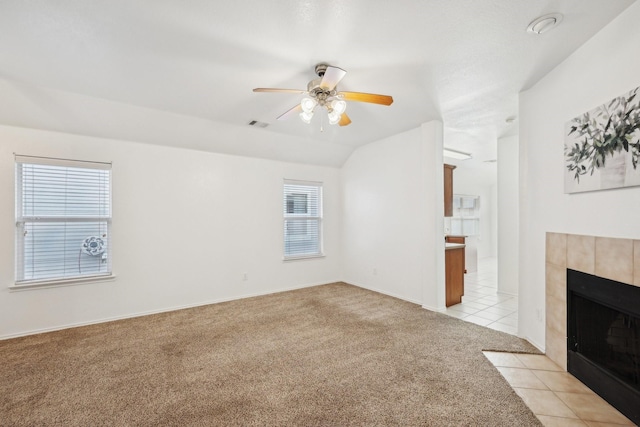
[344,281,422,306]
[521,334,545,353]
[422,304,446,312]
[497,290,518,297]
[0,280,337,340]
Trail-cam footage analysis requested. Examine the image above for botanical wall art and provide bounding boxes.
[564,86,640,193]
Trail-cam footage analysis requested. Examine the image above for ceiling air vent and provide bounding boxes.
[248,120,269,128]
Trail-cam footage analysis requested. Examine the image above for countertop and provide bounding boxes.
[445,243,465,250]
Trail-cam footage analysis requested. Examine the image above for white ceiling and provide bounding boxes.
[0,0,635,168]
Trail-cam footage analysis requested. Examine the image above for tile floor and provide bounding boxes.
[443,257,519,335]
[445,258,635,426]
[483,351,635,426]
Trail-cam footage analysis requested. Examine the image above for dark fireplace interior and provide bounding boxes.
[567,269,640,424]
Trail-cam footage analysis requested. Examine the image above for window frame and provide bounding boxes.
[283,179,324,261]
[12,155,114,289]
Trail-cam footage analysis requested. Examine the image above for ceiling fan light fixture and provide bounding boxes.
[299,111,314,124]
[330,99,347,115]
[327,110,341,125]
[301,97,317,113]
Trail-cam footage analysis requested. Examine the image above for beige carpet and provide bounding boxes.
[0,282,541,426]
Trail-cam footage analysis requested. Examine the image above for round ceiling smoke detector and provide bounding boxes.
[527,13,563,35]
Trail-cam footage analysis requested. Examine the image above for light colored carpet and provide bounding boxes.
[0,282,541,426]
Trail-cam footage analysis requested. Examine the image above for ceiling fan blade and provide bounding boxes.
[339,113,352,127]
[340,91,394,106]
[320,66,347,91]
[253,88,307,94]
[277,104,302,121]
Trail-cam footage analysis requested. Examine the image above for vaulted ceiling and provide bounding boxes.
[0,0,635,168]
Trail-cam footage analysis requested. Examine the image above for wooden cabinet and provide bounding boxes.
[444,164,456,217]
[445,235,466,274]
[445,245,465,307]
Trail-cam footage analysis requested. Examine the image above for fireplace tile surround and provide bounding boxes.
[545,232,640,371]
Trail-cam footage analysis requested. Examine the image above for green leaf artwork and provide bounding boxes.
[564,86,640,192]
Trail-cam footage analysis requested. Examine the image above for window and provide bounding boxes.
[450,194,480,236]
[15,155,112,285]
[283,180,322,259]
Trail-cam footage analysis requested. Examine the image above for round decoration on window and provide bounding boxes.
[82,236,105,256]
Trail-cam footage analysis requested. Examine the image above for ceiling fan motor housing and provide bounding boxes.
[314,63,328,77]
[307,80,335,106]
[308,64,339,107]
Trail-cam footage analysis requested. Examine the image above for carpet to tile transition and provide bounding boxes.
[0,282,541,426]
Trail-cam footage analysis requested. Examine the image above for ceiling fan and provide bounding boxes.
[253,63,393,127]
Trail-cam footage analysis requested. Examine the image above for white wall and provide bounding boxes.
[341,121,444,310]
[519,1,640,350]
[491,183,498,259]
[497,135,518,296]
[0,125,342,338]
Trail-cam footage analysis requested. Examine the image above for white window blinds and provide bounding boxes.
[283,180,323,259]
[15,155,112,284]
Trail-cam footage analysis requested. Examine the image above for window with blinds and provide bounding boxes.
[283,180,323,259]
[15,155,112,284]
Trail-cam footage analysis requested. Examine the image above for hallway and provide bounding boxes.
[443,257,518,335]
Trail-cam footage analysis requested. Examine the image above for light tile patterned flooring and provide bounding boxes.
[449,259,635,426]
[443,257,519,335]
[483,351,635,426]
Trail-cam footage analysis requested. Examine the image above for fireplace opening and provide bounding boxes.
[567,269,640,424]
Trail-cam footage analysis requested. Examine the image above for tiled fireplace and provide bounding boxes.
[545,233,640,423]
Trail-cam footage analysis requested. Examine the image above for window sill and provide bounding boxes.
[9,275,116,292]
[283,254,325,262]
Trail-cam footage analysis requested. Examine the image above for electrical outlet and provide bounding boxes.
[242,272,248,281]
[373,268,377,276]
[536,308,543,322]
